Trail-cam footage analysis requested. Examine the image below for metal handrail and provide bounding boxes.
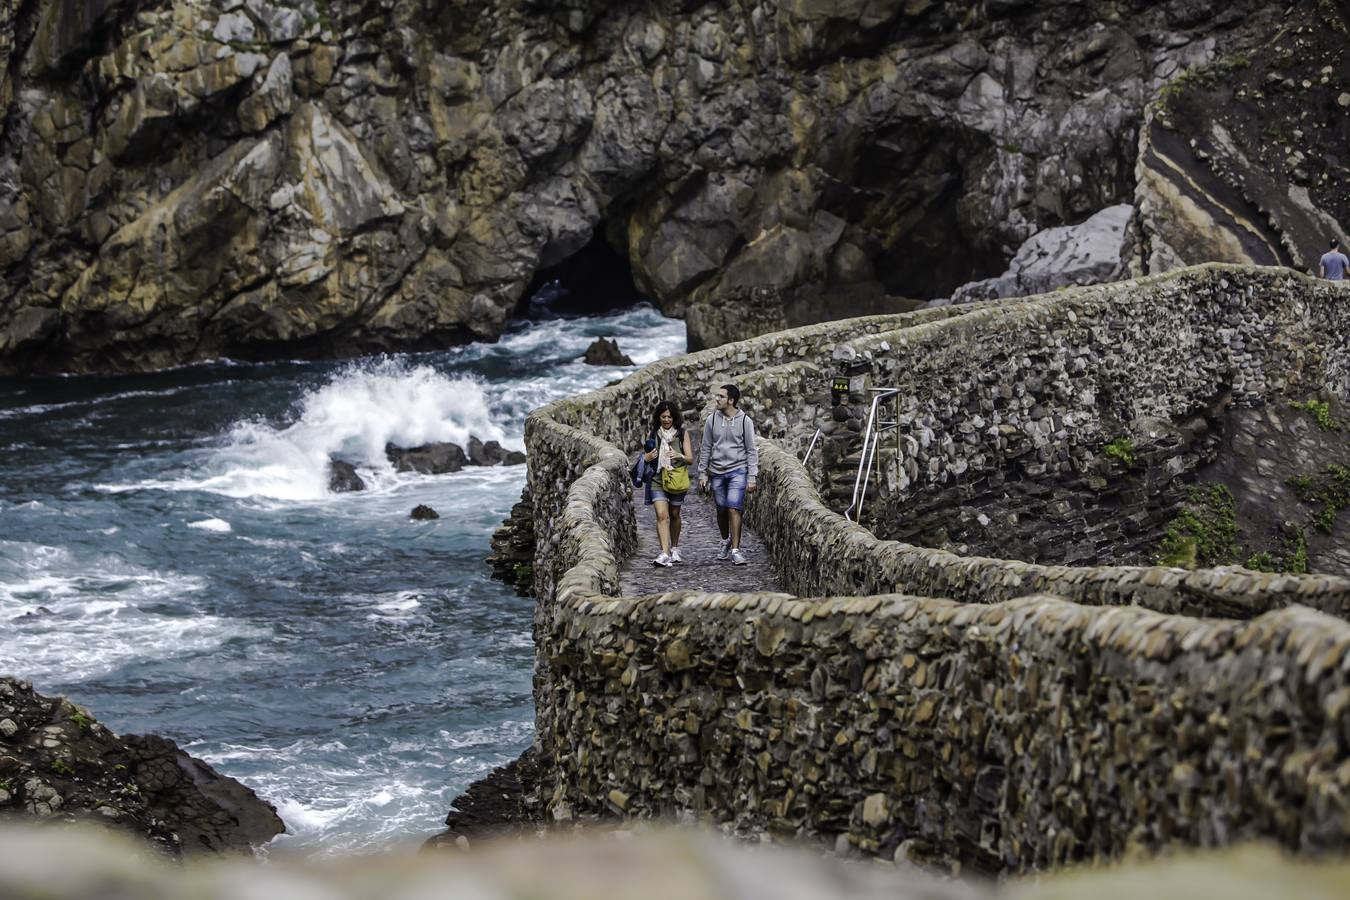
[844,389,901,522]
[800,427,823,464]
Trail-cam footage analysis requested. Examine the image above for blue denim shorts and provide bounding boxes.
[710,468,747,510]
[649,486,684,507]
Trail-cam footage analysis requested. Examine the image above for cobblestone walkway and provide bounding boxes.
[619,481,781,596]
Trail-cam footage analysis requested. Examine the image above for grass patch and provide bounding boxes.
[1156,484,1239,567]
[1289,463,1350,533]
[1290,398,1344,431]
[1103,436,1135,467]
[1159,53,1253,112]
[1244,524,1308,574]
[50,758,75,778]
[68,712,92,732]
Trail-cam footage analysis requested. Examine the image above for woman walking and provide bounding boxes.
[643,400,694,567]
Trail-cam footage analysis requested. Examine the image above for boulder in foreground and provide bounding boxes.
[0,678,283,855]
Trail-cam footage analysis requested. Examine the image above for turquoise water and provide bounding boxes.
[0,307,683,855]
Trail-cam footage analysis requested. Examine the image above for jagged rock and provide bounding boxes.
[468,437,521,467]
[947,205,1133,304]
[410,504,439,520]
[687,286,789,352]
[0,677,284,855]
[486,486,535,596]
[328,459,365,492]
[0,0,1346,372]
[582,337,633,366]
[237,54,293,135]
[1131,9,1350,276]
[386,441,467,474]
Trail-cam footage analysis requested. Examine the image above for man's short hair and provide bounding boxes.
[1334,239,1341,249]
[721,383,740,405]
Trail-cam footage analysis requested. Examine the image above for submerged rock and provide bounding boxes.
[410,504,439,520]
[0,678,283,855]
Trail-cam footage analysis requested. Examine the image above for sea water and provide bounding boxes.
[0,306,684,855]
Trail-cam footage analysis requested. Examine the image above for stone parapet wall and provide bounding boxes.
[538,591,1350,870]
[747,441,1350,619]
[522,264,1350,869]
[827,267,1344,510]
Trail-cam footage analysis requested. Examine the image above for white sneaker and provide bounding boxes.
[669,546,682,563]
[730,548,747,566]
[717,538,732,561]
[652,552,673,567]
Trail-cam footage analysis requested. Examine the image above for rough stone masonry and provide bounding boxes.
[523,264,1350,872]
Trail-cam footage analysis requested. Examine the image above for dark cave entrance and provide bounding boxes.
[825,124,1007,300]
[521,230,645,318]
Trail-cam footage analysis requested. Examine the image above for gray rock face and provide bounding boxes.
[0,0,1343,372]
[948,205,1133,304]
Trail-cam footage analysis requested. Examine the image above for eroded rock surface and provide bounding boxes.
[1,0,1344,371]
[0,677,283,855]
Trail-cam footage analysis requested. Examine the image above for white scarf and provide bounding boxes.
[657,426,679,471]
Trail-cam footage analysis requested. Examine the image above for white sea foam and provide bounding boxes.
[188,518,232,532]
[102,361,510,501]
[0,541,255,683]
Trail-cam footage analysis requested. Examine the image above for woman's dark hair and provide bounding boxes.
[650,400,683,436]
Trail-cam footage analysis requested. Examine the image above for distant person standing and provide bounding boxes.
[1321,239,1349,281]
[697,384,758,566]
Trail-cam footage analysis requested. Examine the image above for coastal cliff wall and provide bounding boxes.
[3,0,1346,373]
[523,264,1350,870]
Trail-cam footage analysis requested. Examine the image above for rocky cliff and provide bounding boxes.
[0,0,1344,373]
[0,678,284,854]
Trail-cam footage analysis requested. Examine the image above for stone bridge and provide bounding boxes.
[522,264,1350,872]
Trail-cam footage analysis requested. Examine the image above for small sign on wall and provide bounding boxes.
[831,376,850,405]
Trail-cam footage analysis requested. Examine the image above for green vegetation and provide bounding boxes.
[1289,464,1350,533]
[1103,436,1135,467]
[1159,53,1253,112]
[512,561,534,585]
[68,712,92,732]
[1290,398,1344,431]
[50,758,75,777]
[1244,524,1308,574]
[1156,484,1239,568]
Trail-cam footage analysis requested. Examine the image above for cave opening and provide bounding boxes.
[521,229,646,319]
[825,125,1006,300]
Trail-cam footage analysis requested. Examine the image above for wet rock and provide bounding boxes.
[582,337,634,367]
[487,486,535,596]
[328,459,366,492]
[410,504,439,520]
[468,437,525,467]
[0,677,283,854]
[386,441,467,474]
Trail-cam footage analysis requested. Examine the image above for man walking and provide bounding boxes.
[697,384,758,565]
[1321,239,1349,281]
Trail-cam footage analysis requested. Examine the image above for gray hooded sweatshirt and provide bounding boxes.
[697,409,758,483]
